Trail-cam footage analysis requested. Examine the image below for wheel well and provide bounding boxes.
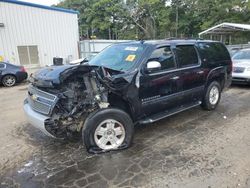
[1,74,17,82]
[207,74,225,90]
[108,93,133,120]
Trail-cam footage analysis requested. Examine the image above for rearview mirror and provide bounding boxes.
[146,61,161,73]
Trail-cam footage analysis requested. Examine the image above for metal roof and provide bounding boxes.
[0,0,79,14]
[199,23,250,37]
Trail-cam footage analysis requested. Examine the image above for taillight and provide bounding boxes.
[20,66,26,72]
[229,60,233,73]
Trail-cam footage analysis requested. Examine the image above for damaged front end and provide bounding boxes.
[25,64,112,140]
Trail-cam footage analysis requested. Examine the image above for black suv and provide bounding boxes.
[24,39,232,153]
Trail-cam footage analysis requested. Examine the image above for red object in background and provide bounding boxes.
[20,66,27,72]
[229,60,233,73]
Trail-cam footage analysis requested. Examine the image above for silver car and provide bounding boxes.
[232,48,250,84]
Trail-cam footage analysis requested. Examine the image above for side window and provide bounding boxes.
[0,63,5,69]
[175,45,199,68]
[198,42,231,62]
[149,46,176,71]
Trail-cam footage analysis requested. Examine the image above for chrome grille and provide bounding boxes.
[233,67,245,73]
[28,85,57,101]
[27,84,58,115]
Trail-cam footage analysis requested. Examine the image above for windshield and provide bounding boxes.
[233,50,250,60]
[88,44,145,71]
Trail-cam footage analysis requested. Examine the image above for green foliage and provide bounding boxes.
[56,0,250,41]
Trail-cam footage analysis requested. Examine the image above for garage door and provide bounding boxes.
[17,45,39,65]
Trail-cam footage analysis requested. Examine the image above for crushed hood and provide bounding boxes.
[29,63,136,90]
[29,64,95,88]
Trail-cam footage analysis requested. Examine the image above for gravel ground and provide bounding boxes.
[0,84,250,188]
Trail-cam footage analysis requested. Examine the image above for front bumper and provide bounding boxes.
[232,72,250,83]
[23,99,55,138]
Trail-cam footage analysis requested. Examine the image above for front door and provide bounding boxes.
[139,46,183,116]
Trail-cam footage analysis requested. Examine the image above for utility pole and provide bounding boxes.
[175,3,178,37]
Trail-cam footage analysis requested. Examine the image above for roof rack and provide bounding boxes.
[165,37,178,40]
[165,37,204,41]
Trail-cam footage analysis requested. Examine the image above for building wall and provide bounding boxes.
[0,1,79,67]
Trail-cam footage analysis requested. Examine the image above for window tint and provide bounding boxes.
[149,46,176,71]
[175,45,199,67]
[198,42,231,62]
[0,63,5,69]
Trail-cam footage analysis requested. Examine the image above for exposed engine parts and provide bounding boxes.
[41,70,110,139]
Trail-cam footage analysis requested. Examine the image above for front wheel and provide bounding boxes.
[201,81,221,110]
[82,108,134,153]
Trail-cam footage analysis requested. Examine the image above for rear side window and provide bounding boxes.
[0,63,5,69]
[149,46,176,71]
[175,45,199,68]
[198,42,231,62]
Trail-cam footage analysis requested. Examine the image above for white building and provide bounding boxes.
[0,0,79,67]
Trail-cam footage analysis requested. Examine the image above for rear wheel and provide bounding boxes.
[82,108,134,153]
[202,81,221,110]
[2,75,16,87]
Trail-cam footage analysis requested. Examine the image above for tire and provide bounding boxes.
[201,81,221,110]
[2,75,16,87]
[82,108,134,153]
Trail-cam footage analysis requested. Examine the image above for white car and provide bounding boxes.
[232,48,250,84]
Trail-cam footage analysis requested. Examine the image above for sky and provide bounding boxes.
[20,0,61,6]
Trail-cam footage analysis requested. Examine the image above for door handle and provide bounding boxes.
[197,70,204,74]
[171,76,180,80]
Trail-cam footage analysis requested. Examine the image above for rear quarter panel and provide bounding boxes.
[197,42,232,89]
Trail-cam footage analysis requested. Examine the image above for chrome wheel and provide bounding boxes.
[3,75,16,87]
[209,86,219,105]
[94,119,125,150]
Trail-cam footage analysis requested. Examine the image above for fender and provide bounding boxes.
[206,66,227,87]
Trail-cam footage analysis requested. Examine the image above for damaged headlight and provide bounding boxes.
[95,94,101,101]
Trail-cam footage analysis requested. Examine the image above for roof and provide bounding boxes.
[0,0,79,14]
[199,23,250,37]
[117,39,216,46]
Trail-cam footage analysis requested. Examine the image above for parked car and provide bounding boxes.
[228,47,242,57]
[23,39,232,153]
[232,48,250,84]
[0,62,28,87]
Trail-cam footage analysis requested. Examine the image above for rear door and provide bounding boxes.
[174,44,206,104]
[139,45,183,116]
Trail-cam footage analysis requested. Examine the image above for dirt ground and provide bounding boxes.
[0,83,250,188]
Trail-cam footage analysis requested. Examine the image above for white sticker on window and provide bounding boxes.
[125,47,138,51]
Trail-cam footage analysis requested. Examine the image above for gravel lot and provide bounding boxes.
[0,84,250,188]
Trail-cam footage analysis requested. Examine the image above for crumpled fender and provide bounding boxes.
[97,69,142,120]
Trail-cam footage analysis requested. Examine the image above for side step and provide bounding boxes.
[139,101,202,124]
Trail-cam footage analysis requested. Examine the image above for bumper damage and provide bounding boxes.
[23,99,55,138]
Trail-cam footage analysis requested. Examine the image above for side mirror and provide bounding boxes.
[146,61,161,73]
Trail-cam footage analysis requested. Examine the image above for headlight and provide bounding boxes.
[247,67,250,71]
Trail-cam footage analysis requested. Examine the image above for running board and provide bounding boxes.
[139,101,202,124]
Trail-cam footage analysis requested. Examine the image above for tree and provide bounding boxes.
[55,0,250,41]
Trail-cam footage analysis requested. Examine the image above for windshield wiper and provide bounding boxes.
[80,59,89,64]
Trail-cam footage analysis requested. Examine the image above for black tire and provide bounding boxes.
[82,108,134,153]
[201,81,221,110]
[2,75,16,87]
